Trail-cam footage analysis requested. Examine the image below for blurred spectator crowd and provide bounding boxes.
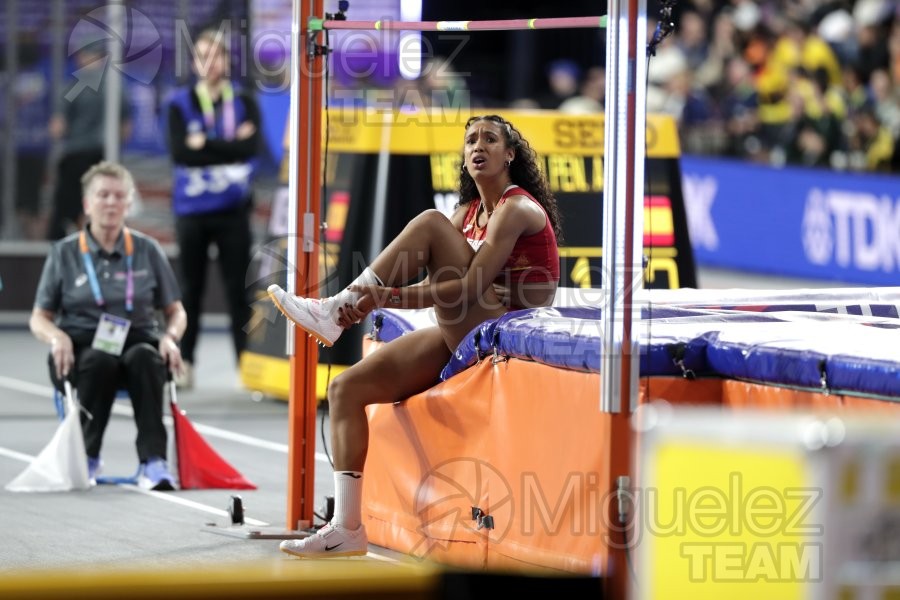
[642,0,900,173]
[502,0,900,174]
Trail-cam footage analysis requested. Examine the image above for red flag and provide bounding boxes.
[170,389,256,490]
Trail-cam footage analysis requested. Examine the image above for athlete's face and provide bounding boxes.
[464,120,515,178]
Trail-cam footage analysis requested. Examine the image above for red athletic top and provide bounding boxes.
[461,185,560,287]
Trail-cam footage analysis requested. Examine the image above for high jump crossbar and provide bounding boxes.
[308,16,607,32]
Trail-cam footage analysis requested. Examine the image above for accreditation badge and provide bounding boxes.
[92,313,132,356]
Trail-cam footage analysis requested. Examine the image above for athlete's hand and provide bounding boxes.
[336,301,365,329]
[336,285,383,328]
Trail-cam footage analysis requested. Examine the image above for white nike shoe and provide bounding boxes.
[267,284,343,347]
[280,522,368,558]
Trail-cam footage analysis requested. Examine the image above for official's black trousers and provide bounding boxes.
[174,203,251,366]
[49,332,167,462]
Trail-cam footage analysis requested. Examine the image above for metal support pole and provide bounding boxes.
[2,0,20,238]
[602,0,646,414]
[104,1,124,164]
[601,0,647,594]
[50,0,64,167]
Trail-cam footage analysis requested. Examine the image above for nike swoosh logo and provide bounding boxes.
[324,542,344,551]
[344,473,362,479]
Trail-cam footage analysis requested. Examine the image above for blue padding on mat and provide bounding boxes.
[495,311,604,373]
[488,307,720,376]
[827,356,900,398]
[437,305,785,381]
[373,310,417,342]
[377,301,900,399]
[705,333,827,389]
[440,317,501,381]
[640,335,711,378]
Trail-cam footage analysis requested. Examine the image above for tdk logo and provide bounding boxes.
[803,188,900,272]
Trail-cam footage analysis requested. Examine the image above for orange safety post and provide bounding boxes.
[286,0,325,531]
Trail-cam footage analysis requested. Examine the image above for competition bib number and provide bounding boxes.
[182,164,253,197]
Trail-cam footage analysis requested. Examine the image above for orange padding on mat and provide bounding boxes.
[363,358,615,573]
[718,379,900,412]
[362,339,900,573]
[361,342,719,574]
[641,376,900,412]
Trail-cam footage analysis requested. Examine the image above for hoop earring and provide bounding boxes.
[505,160,512,167]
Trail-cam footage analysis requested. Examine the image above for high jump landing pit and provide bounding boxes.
[357,286,900,593]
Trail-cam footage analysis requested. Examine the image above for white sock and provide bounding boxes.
[333,471,364,530]
[327,267,383,315]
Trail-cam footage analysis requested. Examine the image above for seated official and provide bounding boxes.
[29,161,187,490]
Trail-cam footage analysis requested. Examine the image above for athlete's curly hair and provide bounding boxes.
[457,115,563,243]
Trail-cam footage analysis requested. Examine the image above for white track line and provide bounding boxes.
[0,447,36,463]
[0,379,403,561]
[118,483,270,526]
[0,375,331,463]
[0,448,402,562]
[0,445,268,526]
[0,375,55,397]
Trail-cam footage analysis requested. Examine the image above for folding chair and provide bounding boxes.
[52,385,141,485]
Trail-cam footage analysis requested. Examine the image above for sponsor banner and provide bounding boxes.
[326,109,680,158]
[682,155,900,286]
[257,98,681,186]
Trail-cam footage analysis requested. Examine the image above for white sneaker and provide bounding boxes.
[279,523,369,558]
[267,284,343,347]
[87,457,101,487]
[280,522,368,558]
[137,457,176,491]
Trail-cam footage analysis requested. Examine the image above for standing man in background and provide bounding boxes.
[47,44,132,241]
[166,27,259,389]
